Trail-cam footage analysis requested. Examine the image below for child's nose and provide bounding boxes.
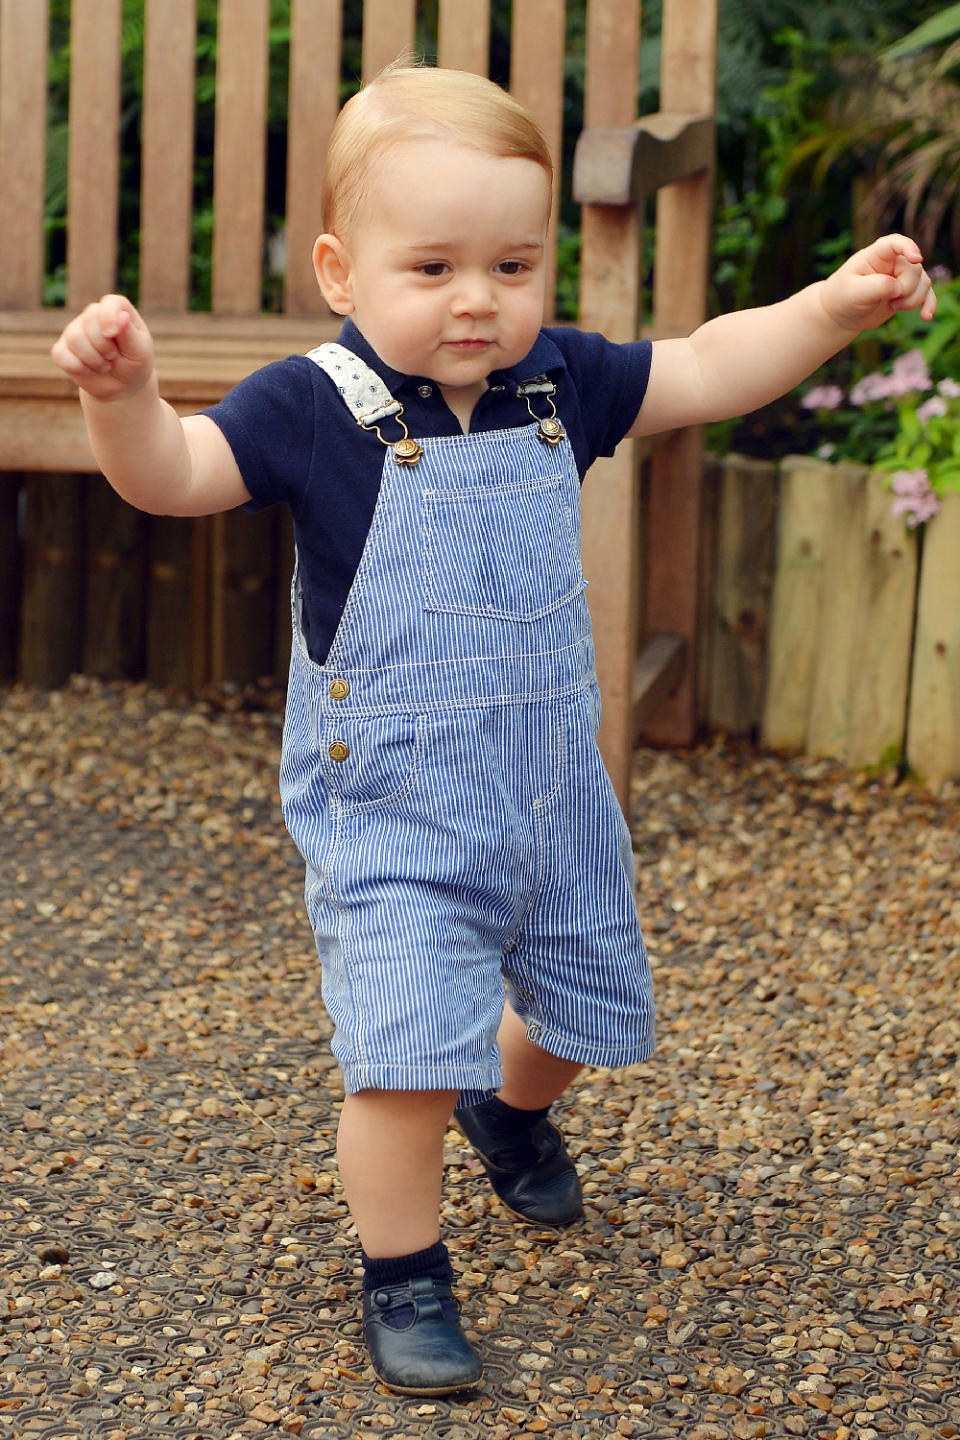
[451,272,498,317]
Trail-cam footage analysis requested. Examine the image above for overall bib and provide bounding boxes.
[279,345,655,1097]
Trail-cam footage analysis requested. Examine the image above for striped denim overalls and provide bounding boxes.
[279,344,655,1096]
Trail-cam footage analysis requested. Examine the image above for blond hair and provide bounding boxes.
[322,61,554,238]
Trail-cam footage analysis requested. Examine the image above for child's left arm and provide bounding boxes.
[629,234,936,439]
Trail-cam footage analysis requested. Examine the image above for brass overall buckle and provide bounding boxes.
[358,405,424,465]
[518,381,565,446]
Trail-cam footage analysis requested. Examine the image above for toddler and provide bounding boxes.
[52,62,934,1397]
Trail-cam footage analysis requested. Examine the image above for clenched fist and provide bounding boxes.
[51,295,155,402]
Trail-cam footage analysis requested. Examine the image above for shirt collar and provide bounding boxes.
[336,318,567,396]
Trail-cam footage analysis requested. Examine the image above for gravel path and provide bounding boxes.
[2,679,958,1440]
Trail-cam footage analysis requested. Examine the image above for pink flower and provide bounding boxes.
[851,350,932,406]
[890,468,941,527]
[892,468,931,496]
[801,384,844,411]
[917,395,949,423]
[938,377,960,398]
[915,394,944,420]
[890,349,932,394]
[850,371,896,405]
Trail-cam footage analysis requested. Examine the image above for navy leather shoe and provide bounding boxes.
[362,1276,483,1395]
[455,1106,583,1226]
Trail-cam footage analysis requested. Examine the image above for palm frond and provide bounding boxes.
[881,3,960,63]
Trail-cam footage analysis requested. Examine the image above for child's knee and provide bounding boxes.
[340,1087,460,1139]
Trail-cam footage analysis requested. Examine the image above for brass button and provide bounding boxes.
[328,678,350,700]
[536,417,565,446]
[328,740,350,763]
[393,436,424,465]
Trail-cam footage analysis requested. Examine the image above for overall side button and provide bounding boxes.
[328,740,350,763]
[329,678,350,700]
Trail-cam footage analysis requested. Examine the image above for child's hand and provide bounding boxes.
[51,295,155,402]
[820,235,937,334]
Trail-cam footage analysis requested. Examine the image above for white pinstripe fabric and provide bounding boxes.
[279,348,655,1095]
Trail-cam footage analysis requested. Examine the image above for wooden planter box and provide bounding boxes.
[706,454,960,786]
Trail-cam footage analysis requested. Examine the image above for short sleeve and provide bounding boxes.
[201,357,317,514]
[545,327,652,472]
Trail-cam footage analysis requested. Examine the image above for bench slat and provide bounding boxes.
[361,0,416,81]
[0,310,336,343]
[437,0,490,73]
[210,3,272,703]
[141,0,197,311]
[510,0,565,322]
[0,314,341,406]
[285,0,342,313]
[212,0,270,315]
[0,0,49,307]
[67,0,123,308]
[0,400,95,470]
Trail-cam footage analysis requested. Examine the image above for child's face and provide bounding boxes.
[323,138,551,414]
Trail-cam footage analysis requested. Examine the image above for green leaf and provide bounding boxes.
[881,4,960,63]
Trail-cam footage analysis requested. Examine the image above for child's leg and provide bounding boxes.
[455,1005,584,1226]
[337,1087,458,1256]
[496,1002,583,1108]
[338,1087,483,1395]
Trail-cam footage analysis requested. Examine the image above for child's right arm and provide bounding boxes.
[51,294,251,515]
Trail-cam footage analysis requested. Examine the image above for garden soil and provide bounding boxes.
[2,679,958,1440]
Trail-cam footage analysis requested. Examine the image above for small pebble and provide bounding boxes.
[38,1244,70,1265]
[89,1272,118,1290]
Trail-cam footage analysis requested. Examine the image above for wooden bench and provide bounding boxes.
[0,0,716,810]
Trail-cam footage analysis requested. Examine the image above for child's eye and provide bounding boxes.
[416,262,449,278]
[496,260,529,276]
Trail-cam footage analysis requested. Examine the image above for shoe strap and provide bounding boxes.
[369,1275,453,1321]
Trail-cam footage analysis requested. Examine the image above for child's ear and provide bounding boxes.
[313,234,354,314]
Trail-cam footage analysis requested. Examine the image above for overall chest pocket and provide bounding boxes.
[422,475,585,623]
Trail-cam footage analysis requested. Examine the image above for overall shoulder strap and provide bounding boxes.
[513,372,564,446]
[305,342,404,427]
[514,373,557,397]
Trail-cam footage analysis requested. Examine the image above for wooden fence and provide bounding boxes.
[703,455,960,787]
[2,473,293,691]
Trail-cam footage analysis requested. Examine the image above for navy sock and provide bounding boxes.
[465,1095,552,1167]
[362,1241,459,1329]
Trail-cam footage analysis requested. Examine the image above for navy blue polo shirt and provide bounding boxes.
[203,318,652,664]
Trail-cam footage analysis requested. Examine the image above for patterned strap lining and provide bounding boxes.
[305,343,404,428]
